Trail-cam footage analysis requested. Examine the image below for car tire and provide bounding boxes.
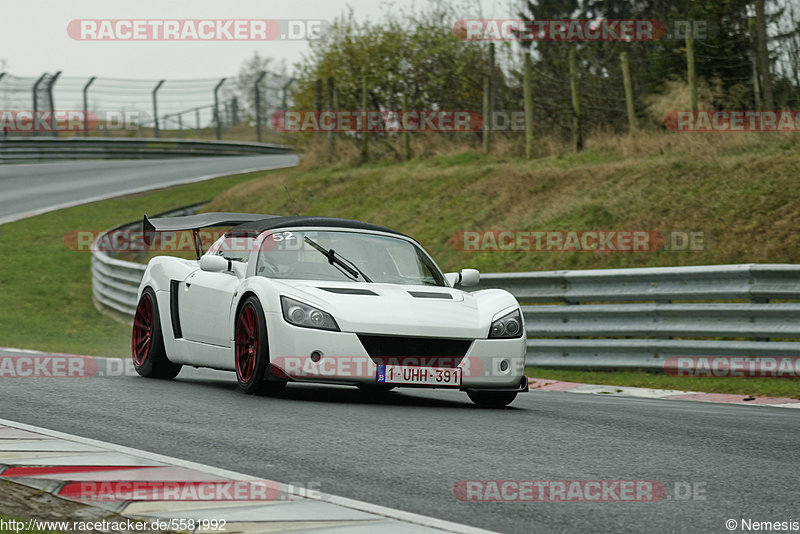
[467,390,517,408]
[235,296,286,395]
[132,287,182,379]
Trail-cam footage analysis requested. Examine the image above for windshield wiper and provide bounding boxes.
[303,236,373,283]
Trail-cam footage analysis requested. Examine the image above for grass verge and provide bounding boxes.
[527,368,800,399]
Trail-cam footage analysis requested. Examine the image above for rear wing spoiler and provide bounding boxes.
[143,212,277,259]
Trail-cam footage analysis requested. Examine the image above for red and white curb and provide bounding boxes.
[528,378,800,408]
[0,418,493,534]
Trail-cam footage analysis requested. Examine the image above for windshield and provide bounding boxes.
[256,230,445,286]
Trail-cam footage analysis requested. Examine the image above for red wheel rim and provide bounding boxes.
[132,293,154,367]
[235,303,258,384]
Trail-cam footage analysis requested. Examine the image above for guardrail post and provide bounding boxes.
[82,76,96,137]
[752,296,769,341]
[213,77,226,140]
[254,71,267,142]
[152,80,165,138]
[31,73,48,137]
[46,71,61,137]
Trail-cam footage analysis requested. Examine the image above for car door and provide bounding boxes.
[178,269,240,347]
[178,232,256,347]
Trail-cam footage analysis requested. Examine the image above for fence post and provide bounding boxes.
[177,114,183,138]
[213,77,226,140]
[402,93,411,160]
[755,0,773,110]
[523,51,534,159]
[0,74,5,136]
[686,26,697,112]
[0,73,4,134]
[231,97,239,125]
[195,108,201,136]
[46,71,61,137]
[32,73,47,136]
[313,79,322,112]
[482,43,494,154]
[281,78,296,110]
[326,76,335,160]
[568,44,582,151]
[360,76,368,163]
[313,78,323,150]
[620,52,637,134]
[749,18,762,109]
[82,77,96,138]
[254,71,266,142]
[152,80,165,138]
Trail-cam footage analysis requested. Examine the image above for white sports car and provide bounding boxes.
[132,213,528,407]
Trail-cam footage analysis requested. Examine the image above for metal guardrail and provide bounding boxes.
[91,205,202,317]
[0,137,291,162]
[481,266,800,369]
[91,222,800,369]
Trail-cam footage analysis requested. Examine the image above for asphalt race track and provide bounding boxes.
[0,155,298,224]
[0,360,797,533]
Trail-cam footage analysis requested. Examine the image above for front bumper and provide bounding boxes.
[264,312,527,390]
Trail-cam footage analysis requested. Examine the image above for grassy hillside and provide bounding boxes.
[205,132,800,273]
[2,131,797,365]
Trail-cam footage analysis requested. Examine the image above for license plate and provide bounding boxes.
[377,365,462,387]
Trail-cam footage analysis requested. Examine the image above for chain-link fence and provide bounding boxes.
[0,71,295,143]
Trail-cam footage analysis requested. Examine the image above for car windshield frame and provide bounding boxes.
[254,228,447,287]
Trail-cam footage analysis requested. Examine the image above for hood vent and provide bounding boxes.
[408,291,453,299]
[319,287,378,296]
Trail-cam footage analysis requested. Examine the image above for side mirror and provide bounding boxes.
[459,268,480,286]
[199,254,229,273]
[445,268,480,287]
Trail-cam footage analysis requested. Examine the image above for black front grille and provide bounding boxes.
[358,335,471,368]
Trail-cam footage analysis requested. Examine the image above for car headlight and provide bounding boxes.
[281,296,340,331]
[489,309,523,339]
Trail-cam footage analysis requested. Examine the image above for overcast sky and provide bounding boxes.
[1,0,508,79]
